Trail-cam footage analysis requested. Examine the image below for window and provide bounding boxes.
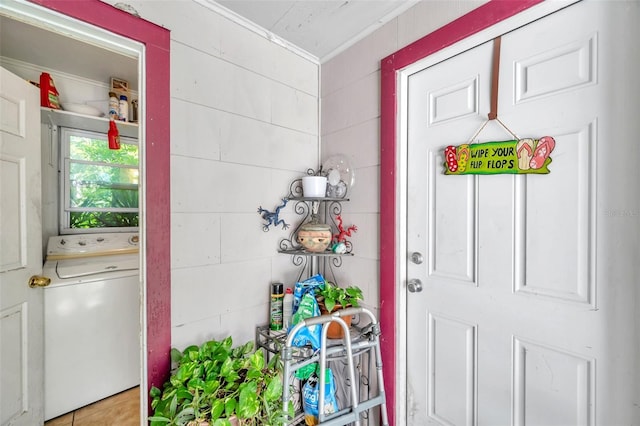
[60,128,139,234]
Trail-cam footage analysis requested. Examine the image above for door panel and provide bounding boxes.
[428,313,476,426]
[429,167,476,283]
[406,1,639,424]
[0,155,26,271]
[0,66,44,425]
[516,126,595,305]
[513,337,594,425]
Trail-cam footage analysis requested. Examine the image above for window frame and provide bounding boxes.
[59,126,139,234]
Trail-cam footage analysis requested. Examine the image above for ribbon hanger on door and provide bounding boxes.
[488,36,502,121]
[467,36,519,143]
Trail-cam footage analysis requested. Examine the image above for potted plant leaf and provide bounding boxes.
[149,336,292,426]
[315,281,363,338]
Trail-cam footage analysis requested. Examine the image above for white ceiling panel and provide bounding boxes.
[215,0,420,61]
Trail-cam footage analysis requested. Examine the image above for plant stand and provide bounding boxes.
[278,176,353,286]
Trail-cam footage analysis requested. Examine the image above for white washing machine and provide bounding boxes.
[43,232,141,420]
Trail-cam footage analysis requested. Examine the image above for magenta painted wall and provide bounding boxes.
[30,0,172,400]
[379,1,543,423]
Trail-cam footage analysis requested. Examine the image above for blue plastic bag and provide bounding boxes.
[290,292,322,349]
[293,274,325,313]
[302,367,339,425]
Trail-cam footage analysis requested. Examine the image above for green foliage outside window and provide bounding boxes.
[65,134,139,230]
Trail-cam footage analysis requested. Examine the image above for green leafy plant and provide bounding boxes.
[316,281,363,312]
[149,337,292,426]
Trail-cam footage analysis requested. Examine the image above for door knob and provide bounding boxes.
[407,279,423,293]
[29,275,51,288]
[410,252,424,264]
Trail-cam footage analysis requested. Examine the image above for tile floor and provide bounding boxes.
[44,387,140,426]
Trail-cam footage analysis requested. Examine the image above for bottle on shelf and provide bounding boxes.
[270,283,284,331]
[118,94,129,122]
[131,99,138,123]
[283,287,294,329]
[39,72,61,109]
[108,119,120,150]
[108,91,119,120]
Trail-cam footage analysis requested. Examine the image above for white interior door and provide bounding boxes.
[406,1,640,424]
[0,66,44,425]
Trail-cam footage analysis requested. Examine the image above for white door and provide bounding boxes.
[0,67,44,425]
[406,1,640,424]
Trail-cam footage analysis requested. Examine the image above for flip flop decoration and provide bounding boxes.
[443,137,556,175]
[529,136,555,170]
[516,138,535,170]
[444,145,458,173]
[457,144,470,172]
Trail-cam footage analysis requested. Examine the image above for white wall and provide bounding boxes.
[320,1,488,315]
[100,0,320,349]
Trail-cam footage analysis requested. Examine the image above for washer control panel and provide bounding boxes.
[46,232,139,259]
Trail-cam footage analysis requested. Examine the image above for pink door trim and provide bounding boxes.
[30,0,172,401]
[379,1,542,423]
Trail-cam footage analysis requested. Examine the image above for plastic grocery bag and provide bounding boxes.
[302,367,339,425]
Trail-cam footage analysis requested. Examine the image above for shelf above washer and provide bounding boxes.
[41,107,138,139]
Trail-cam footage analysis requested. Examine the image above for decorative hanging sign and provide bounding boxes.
[444,136,556,175]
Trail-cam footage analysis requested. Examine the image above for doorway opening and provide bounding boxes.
[0,0,171,419]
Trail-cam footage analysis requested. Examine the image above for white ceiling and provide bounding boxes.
[0,0,417,93]
[214,0,420,62]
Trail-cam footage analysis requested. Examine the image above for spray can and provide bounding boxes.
[270,283,284,331]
